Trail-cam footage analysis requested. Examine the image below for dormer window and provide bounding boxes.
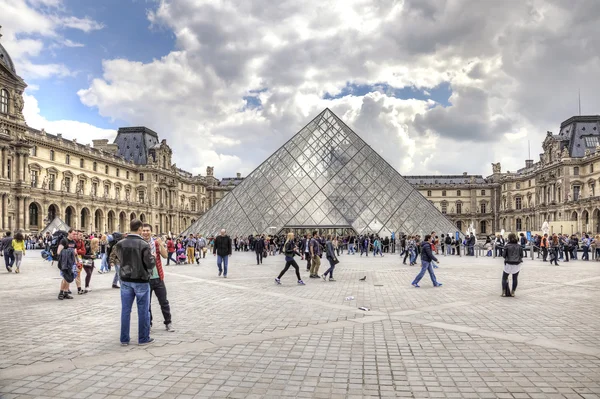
[584,136,599,147]
[0,89,8,114]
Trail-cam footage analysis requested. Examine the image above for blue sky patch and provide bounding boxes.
[323,82,452,107]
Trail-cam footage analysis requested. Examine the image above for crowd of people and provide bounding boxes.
[4,221,600,345]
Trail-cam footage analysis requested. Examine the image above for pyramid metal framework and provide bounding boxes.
[184,109,458,237]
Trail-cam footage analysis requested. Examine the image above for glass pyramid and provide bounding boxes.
[184,109,458,237]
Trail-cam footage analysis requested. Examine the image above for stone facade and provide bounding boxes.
[0,39,239,235]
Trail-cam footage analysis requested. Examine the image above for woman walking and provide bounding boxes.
[275,232,305,285]
[322,234,339,281]
[502,233,523,297]
[12,232,26,273]
[550,235,560,266]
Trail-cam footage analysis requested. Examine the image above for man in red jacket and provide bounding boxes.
[142,224,175,332]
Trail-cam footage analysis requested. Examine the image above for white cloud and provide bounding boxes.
[56,16,104,32]
[23,92,116,142]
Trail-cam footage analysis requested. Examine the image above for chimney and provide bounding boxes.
[462,172,467,176]
[236,173,241,178]
[525,159,533,168]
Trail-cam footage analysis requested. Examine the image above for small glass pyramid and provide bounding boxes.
[184,109,458,237]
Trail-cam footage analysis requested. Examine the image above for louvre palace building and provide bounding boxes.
[2,33,600,237]
[0,39,242,236]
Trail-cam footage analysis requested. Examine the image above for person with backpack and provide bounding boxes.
[56,229,78,300]
[502,233,523,297]
[1,231,15,272]
[107,233,124,288]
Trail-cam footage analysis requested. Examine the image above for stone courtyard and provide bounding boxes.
[0,250,599,399]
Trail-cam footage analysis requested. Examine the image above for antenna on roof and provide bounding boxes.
[578,89,582,116]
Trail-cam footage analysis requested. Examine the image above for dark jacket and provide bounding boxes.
[284,240,300,258]
[420,242,438,263]
[254,238,265,253]
[110,234,156,283]
[0,236,13,253]
[213,235,232,257]
[503,243,523,265]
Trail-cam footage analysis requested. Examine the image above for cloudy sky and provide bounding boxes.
[2,0,599,179]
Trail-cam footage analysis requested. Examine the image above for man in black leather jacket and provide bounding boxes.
[110,219,156,346]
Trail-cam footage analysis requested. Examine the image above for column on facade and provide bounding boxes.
[0,147,5,179]
[22,152,29,183]
[0,194,4,230]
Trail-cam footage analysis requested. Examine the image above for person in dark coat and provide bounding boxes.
[213,229,232,278]
[254,235,265,265]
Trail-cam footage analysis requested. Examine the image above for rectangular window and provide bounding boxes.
[93,162,97,172]
[528,180,531,187]
[584,136,599,147]
[481,190,485,196]
[457,190,461,196]
[126,171,130,179]
[441,203,447,214]
[515,197,522,210]
[50,150,55,161]
[31,146,37,157]
[516,182,521,189]
[574,167,579,176]
[591,163,594,173]
[80,158,84,168]
[481,203,486,213]
[66,154,70,165]
[427,190,432,197]
[30,170,38,187]
[442,190,446,196]
[139,173,144,181]
[516,218,522,231]
[116,187,120,200]
[192,185,196,193]
[105,165,109,174]
[456,203,462,214]
[49,174,55,191]
[574,185,581,201]
[592,184,596,197]
[116,168,120,177]
[92,182,98,196]
[65,177,71,192]
[138,191,145,203]
[7,159,11,180]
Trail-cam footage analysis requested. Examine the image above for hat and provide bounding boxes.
[107,234,114,243]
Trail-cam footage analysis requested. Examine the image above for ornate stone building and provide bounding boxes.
[0,37,238,235]
[407,115,600,237]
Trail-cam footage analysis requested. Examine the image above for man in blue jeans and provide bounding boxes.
[412,234,442,288]
[213,229,232,278]
[109,219,156,346]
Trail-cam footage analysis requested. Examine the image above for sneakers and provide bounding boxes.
[112,284,120,289]
[321,274,327,281]
[138,338,155,346]
[15,268,19,274]
[435,283,443,287]
[328,278,336,282]
[121,342,129,346]
[165,324,176,332]
[412,283,420,288]
[274,278,281,285]
[297,280,306,285]
[7,267,12,273]
[218,271,222,277]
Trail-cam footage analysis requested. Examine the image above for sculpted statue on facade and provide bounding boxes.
[491,162,501,174]
[60,179,66,192]
[13,90,24,119]
[561,147,569,158]
[41,176,48,190]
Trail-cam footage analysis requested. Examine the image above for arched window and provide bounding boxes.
[0,89,9,114]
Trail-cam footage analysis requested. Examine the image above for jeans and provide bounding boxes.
[323,256,336,278]
[149,278,171,326]
[409,249,417,264]
[217,255,229,276]
[166,251,176,265]
[100,253,108,272]
[305,252,311,270]
[256,251,263,264]
[412,260,439,286]
[4,252,15,270]
[120,281,151,344]
[582,246,589,260]
[112,265,121,286]
[446,246,452,255]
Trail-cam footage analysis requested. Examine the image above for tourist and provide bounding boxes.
[550,234,560,266]
[540,233,549,262]
[570,234,579,260]
[185,234,196,264]
[309,231,321,278]
[109,219,156,346]
[142,224,175,332]
[165,237,176,265]
[275,232,305,285]
[81,236,98,293]
[108,233,124,288]
[373,236,383,257]
[559,234,570,262]
[360,235,370,257]
[213,229,232,278]
[254,234,265,265]
[322,234,339,281]
[595,234,600,261]
[56,229,78,300]
[11,232,26,273]
[502,233,523,297]
[197,235,207,259]
[348,235,356,255]
[99,234,109,273]
[1,231,15,272]
[301,234,311,270]
[411,235,442,288]
[581,233,590,260]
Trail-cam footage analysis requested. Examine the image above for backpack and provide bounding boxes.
[106,232,124,258]
[49,230,68,260]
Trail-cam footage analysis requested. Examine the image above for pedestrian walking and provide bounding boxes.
[213,229,232,278]
[1,231,15,272]
[502,233,523,297]
[309,231,322,278]
[275,232,305,285]
[109,219,156,346]
[11,232,26,273]
[322,234,339,281]
[411,235,442,288]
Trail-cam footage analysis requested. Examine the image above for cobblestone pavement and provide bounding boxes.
[0,250,599,398]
